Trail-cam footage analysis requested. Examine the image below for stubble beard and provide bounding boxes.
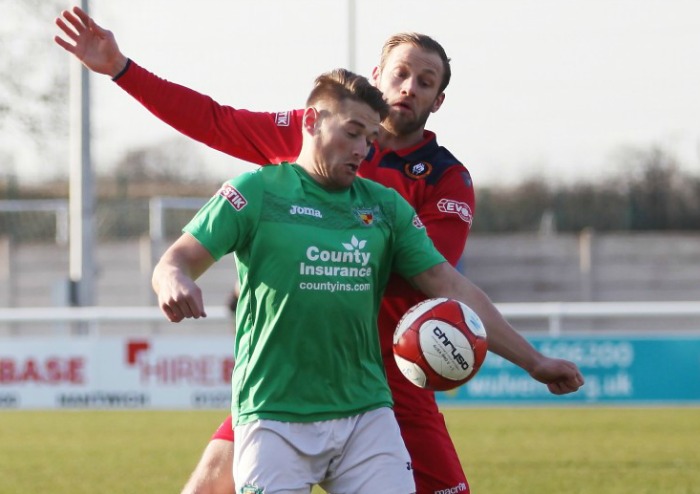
[384,107,432,138]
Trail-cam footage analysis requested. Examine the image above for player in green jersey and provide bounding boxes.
[153,68,583,493]
[153,68,417,493]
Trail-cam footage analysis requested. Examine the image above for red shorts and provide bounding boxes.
[385,353,469,494]
[210,356,469,493]
[211,414,234,441]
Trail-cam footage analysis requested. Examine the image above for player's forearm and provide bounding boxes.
[113,61,287,165]
[480,315,543,373]
[114,60,225,148]
[451,282,538,368]
[152,234,215,291]
[413,263,544,374]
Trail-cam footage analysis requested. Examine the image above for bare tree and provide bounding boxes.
[0,0,68,182]
[474,145,700,232]
[110,137,210,190]
[619,146,681,230]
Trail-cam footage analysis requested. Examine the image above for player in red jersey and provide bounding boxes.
[56,7,585,494]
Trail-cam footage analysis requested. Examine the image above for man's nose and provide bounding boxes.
[401,77,416,96]
[353,141,369,158]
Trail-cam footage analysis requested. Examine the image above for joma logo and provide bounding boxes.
[290,205,323,218]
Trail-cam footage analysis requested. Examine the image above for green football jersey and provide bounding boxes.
[184,163,446,425]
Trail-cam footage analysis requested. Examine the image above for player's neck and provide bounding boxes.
[377,126,425,152]
[295,154,349,192]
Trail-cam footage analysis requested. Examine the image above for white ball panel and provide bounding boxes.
[393,354,428,388]
[459,303,487,338]
[418,320,475,381]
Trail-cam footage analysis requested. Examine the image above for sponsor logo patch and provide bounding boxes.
[217,184,248,211]
[412,214,425,229]
[438,198,473,225]
[404,161,433,179]
[436,482,469,494]
[274,111,291,126]
[299,235,373,278]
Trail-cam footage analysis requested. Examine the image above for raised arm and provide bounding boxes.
[54,6,303,165]
[411,262,585,395]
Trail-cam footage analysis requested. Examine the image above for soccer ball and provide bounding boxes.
[393,298,488,391]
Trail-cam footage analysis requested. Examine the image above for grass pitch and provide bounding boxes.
[0,408,698,493]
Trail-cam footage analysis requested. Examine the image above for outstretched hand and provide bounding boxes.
[529,356,585,395]
[54,6,128,77]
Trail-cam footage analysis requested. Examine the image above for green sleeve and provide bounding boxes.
[183,171,262,260]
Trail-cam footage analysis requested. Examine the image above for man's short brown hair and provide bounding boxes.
[307,68,390,121]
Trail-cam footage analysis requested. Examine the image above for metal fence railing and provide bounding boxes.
[1,301,699,337]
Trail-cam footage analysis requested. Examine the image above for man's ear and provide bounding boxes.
[370,66,381,87]
[431,92,446,113]
[303,107,319,135]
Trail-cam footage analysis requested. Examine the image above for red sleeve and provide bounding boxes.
[114,60,303,165]
[419,166,475,267]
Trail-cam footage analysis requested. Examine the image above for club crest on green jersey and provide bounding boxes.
[353,207,382,226]
[354,208,374,225]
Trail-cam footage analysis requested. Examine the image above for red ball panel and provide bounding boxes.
[393,298,488,391]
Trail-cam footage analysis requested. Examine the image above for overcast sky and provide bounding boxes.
[6,0,700,187]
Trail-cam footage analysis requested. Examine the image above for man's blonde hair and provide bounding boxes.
[379,32,452,94]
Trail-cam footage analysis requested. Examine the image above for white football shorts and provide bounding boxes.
[233,407,416,494]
